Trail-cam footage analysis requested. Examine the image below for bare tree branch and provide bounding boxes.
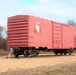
[67,20,76,26]
[0,26,3,39]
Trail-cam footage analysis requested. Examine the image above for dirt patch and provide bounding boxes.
[0,63,76,75]
[0,53,76,72]
[0,50,9,56]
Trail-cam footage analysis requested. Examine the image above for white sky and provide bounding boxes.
[0,0,76,28]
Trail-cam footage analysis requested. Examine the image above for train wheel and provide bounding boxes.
[53,50,58,55]
[55,52,58,55]
[64,51,67,55]
[13,50,19,58]
[67,50,73,55]
[24,50,30,57]
[60,52,63,55]
[64,52,67,55]
[14,54,19,58]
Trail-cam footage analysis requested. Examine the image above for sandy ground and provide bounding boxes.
[0,53,76,72]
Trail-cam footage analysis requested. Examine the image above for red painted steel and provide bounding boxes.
[7,15,29,49]
[7,15,76,49]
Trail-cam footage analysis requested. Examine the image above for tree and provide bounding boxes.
[67,20,76,26]
[0,26,7,50]
[0,26,3,39]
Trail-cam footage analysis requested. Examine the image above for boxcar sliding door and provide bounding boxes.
[52,22,63,49]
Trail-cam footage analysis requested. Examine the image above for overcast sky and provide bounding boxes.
[0,0,76,28]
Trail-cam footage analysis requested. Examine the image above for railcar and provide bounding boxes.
[7,15,76,57]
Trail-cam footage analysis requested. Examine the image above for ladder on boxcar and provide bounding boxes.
[74,28,76,48]
[52,22,63,49]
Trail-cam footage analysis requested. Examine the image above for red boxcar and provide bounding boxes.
[7,15,76,57]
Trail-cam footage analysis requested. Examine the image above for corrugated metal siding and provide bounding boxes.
[7,15,76,49]
[7,15,29,48]
[52,22,63,48]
